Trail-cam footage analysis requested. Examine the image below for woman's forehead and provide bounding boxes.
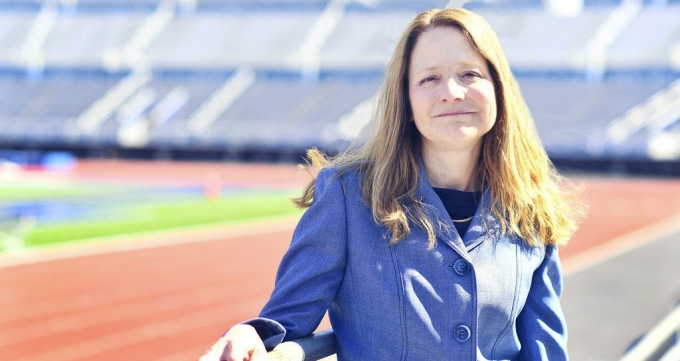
[409,27,487,72]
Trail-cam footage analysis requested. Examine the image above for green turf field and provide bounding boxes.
[0,183,302,251]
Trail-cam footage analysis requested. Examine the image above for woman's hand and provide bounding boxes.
[199,324,268,361]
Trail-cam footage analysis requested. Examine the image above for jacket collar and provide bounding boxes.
[415,160,501,258]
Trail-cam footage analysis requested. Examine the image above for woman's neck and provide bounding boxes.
[422,147,480,191]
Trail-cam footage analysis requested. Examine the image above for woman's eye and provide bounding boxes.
[463,71,482,78]
[420,76,438,84]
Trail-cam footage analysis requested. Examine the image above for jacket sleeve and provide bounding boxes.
[243,168,348,350]
[515,245,569,360]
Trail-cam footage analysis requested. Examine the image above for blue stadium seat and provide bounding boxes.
[0,1,678,167]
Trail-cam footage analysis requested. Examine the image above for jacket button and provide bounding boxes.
[453,259,470,276]
[454,325,471,342]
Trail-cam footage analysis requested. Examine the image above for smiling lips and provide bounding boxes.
[434,110,474,118]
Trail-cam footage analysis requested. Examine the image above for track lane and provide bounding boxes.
[2,162,680,360]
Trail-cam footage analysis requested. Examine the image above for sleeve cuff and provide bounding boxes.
[240,317,287,350]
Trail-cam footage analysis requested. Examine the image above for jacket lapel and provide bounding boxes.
[462,189,500,252]
[416,162,500,257]
[416,164,471,259]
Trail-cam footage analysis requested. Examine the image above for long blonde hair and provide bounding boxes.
[294,8,584,248]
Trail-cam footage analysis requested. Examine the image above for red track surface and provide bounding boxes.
[1,160,680,360]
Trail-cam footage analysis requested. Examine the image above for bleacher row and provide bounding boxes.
[1,3,678,69]
[0,0,679,171]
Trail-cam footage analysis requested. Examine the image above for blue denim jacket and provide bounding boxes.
[245,166,568,360]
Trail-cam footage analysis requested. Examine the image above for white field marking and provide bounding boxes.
[562,211,680,276]
[0,214,301,268]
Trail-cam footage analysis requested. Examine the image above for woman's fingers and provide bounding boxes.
[223,325,268,361]
[198,335,228,360]
[199,325,268,361]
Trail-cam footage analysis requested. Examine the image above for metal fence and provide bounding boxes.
[621,301,680,361]
[266,304,680,361]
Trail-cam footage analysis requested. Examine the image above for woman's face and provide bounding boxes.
[408,26,497,156]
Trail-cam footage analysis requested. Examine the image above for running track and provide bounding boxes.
[1,160,680,361]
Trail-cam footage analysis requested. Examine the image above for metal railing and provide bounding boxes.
[621,302,680,361]
[265,304,680,361]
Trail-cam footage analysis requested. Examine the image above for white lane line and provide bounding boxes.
[563,212,680,276]
[0,214,301,268]
[5,208,678,275]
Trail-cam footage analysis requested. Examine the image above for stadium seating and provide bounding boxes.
[0,0,678,171]
[518,74,677,157]
[608,6,680,69]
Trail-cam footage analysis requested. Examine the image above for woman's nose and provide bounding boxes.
[440,78,465,102]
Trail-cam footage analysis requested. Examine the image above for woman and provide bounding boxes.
[203,7,583,361]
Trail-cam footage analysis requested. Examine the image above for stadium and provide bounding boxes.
[1,0,680,360]
[0,0,679,172]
